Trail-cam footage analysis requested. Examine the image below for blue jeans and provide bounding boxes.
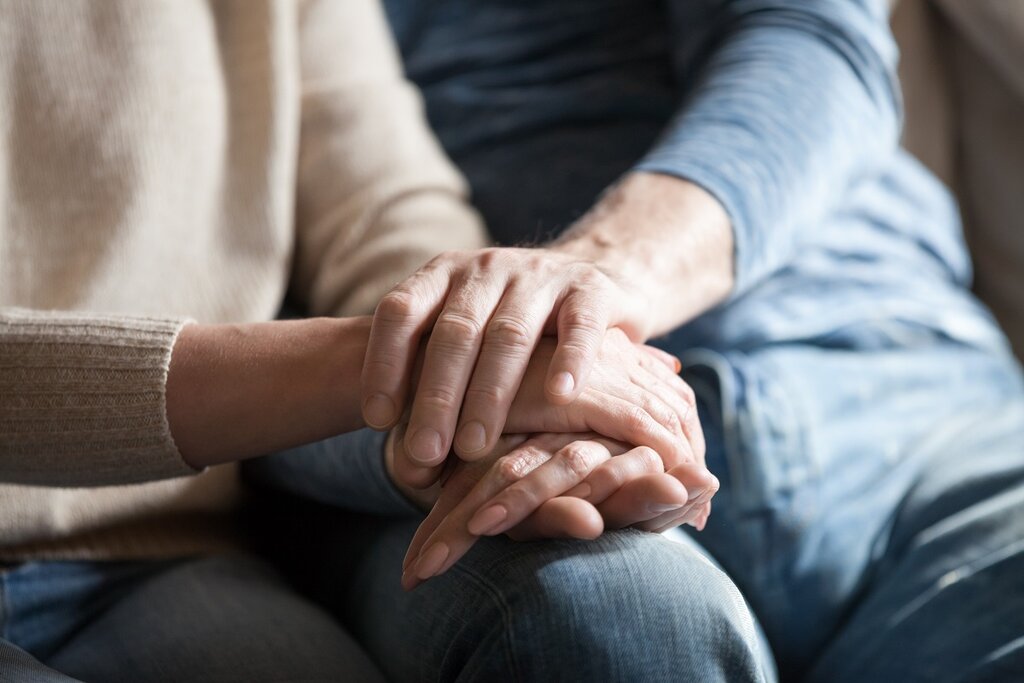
[0,554,385,682]
[249,337,1024,682]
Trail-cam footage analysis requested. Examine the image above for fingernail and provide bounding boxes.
[363,393,396,429]
[674,357,683,373]
[565,482,592,500]
[467,505,508,536]
[408,428,444,465]
[548,371,575,397]
[647,503,684,515]
[414,542,450,579]
[400,569,419,592]
[456,421,487,454]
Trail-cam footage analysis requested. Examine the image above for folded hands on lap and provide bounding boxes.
[362,248,719,589]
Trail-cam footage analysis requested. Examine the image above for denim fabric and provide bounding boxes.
[257,499,776,683]
[245,426,421,517]
[676,341,1024,680]
[0,555,385,682]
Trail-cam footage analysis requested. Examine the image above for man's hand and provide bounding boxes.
[391,330,703,491]
[361,248,652,465]
[393,431,718,591]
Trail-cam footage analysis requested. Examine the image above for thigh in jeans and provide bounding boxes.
[806,400,1024,682]
[2,554,384,683]
[676,342,1024,680]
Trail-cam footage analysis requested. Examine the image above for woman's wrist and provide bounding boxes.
[166,316,372,469]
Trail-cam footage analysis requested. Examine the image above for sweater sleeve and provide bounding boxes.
[635,0,900,294]
[0,308,198,486]
[290,0,489,318]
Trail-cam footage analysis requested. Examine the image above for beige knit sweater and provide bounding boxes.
[0,0,486,560]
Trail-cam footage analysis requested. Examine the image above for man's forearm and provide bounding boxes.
[551,172,734,337]
[166,316,372,469]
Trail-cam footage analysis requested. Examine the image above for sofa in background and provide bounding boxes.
[893,0,1024,360]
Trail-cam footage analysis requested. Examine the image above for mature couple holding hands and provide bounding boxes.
[2,0,1024,681]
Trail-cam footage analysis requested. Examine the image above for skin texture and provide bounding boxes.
[166,317,373,469]
[391,330,705,490]
[390,343,717,589]
[367,171,733,488]
[393,430,718,590]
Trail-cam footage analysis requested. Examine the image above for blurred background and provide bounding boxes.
[893,0,1024,360]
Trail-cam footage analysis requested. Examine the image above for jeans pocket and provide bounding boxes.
[683,348,815,515]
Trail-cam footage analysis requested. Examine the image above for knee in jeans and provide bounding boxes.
[480,531,764,680]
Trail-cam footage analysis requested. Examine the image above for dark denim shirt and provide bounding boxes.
[382,0,1003,353]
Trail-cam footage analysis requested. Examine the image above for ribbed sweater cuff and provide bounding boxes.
[0,308,199,487]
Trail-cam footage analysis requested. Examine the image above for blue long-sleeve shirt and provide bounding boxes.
[639,1,900,292]
[245,0,1007,513]
[385,0,901,291]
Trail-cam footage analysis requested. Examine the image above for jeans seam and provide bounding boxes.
[448,561,524,682]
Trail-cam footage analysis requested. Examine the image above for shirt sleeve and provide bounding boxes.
[635,0,900,294]
[291,0,489,318]
[0,308,199,486]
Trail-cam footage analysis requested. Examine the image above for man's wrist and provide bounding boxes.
[552,172,735,333]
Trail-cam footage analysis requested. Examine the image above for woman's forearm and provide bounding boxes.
[166,316,371,469]
[551,171,734,336]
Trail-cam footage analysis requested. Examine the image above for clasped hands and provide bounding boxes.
[359,248,718,590]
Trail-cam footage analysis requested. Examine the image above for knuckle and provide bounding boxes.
[426,251,452,267]
[485,317,533,351]
[464,383,506,410]
[428,250,466,270]
[663,405,684,436]
[558,444,596,479]
[643,393,680,432]
[433,312,484,348]
[416,385,461,409]
[476,248,500,269]
[495,454,531,484]
[376,290,418,322]
[633,446,664,472]
[362,355,402,375]
[561,306,606,335]
[623,405,653,436]
[555,340,597,366]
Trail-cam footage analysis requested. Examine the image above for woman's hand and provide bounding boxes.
[393,430,718,591]
[391,330,703,491]
[360,248,651,464]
